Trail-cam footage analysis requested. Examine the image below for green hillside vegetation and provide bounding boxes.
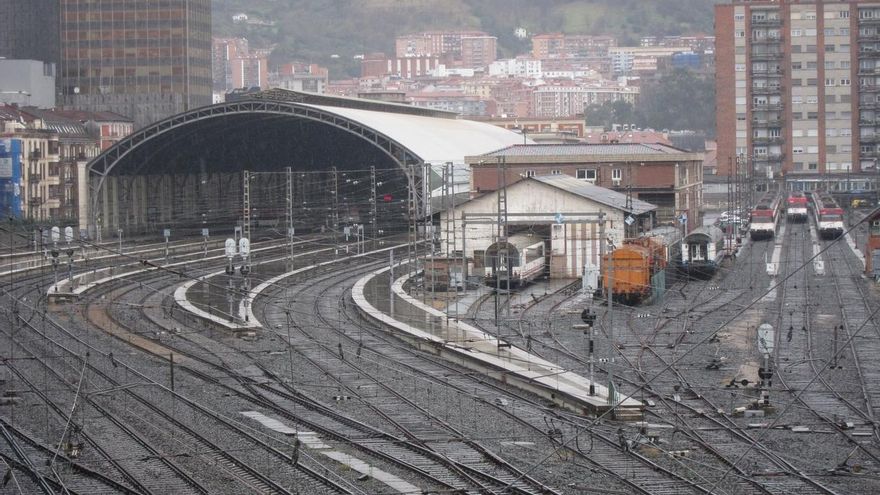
[213,0,718,77]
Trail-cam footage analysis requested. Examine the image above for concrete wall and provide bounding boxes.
[0,60,56,108]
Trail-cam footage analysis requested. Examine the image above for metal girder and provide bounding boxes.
[87,99,423,236]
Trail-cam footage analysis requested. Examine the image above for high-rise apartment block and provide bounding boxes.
[716,0,880,189]
[395,31,496,68]
[59,0,212,129]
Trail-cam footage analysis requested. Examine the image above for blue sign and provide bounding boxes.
[555,212,565,224]
[678,213,688,225]
[0,139,22,218]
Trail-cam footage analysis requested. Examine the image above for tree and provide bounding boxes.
[637,69,715,135]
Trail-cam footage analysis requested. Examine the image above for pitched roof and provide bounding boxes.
[531,175,656,214]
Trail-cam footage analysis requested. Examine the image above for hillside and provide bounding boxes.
[212,0,719,77]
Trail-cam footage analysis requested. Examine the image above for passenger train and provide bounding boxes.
[811,192,845,240]
[785,191,809,223]
[749,191,781,240]
[484,234,546,289]
[679,225,726,279]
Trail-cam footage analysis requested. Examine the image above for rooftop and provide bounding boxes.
[531,175,656,215]
[471,143,700,162]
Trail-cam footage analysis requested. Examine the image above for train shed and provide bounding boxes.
[439,175,657,287]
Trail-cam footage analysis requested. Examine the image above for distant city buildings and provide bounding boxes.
[213,38,270,94]
[58,0,213,129]
[394,31,497,69]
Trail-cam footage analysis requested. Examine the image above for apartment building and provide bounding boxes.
[716,0,880,192]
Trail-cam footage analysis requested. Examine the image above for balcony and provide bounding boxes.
[29,150,42,160]
[752,117,785,127]
[751,86,782,95]
[859,33,880,42]
[750,51,783,61]
[861,84,880,92]
[861,100,880,109]
[752,102,785,111]
[27,196,42,206]
[751,36,784,45]
[858,16,880,25]
[750,67,783,77]
[859,48,880,58]
[28,173,42,182]
[860,133,880,143]
[753,153,785,162]
[751,17,782,27]
[752,136,785,144]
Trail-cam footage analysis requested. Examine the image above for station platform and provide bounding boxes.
[352,265,645,420]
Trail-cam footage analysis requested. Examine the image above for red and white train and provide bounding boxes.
[785,191,809,223]
[811,192,845,240]
[749,191,781,241]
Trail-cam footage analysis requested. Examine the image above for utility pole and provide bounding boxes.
[331,167,339,257]
[370,165,378,243]
[407,164,419,278]
[242,169,251,246]
[424,162,433,304]
[606,234,616,409]
[494,155,510,326]
[286,166,294,262]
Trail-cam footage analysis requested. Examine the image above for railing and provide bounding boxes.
[752,136,785,144]
[751,86,783,95]
[28,173,42,182]
[751,18,783,26]
[29,150,42,159]
[752,118,785,127]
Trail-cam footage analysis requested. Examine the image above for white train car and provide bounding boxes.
[484,234,546,289]
[679,225,726,279]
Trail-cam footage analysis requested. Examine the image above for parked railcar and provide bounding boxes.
[749,191,781,240]
[811,192,845,240]
[484,234,546,289]
[786,191,809,223]
[679,225,726,279]
[600,226,682,305]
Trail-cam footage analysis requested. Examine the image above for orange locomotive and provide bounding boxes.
[600,226,681,305]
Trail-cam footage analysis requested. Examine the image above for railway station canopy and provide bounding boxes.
[90,88,529,180]
[87,89,529,234]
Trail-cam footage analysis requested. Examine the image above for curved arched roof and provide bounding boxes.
[87,90,530,227]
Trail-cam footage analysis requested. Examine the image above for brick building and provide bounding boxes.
[466,143,704,231]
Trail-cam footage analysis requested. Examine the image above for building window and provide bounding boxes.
[551,169,562,175]
[840,44,850,53]
[526,170,535,177]
[612,168,622,181]
[793,146,804,154]
[806,61,818,69]
[828,145,837,153]
[807,95,818,104]
[825,44,836,53]
[805,28,818,37]
[735,13,745,21]
[792,61,802,70]
[792,29,802,37]
[576,168,597,181]
[792,95,803,105]
[841,78,851,87]
[841,60,851,69]
[807,145,819,153]
[792,45,802,53]
[825,61,836,70]
[826,78,836,87]
[808,129,820,137]
[809,162,818,170]
[840,10,850,19]
[769,128,781,137]
[736,30,745,38]
[805,11,816,20]
[841,128,852,136]
[735,63,746,72]
[806,45,817,53]
[807,78,818,86]
[827,128,838,137]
